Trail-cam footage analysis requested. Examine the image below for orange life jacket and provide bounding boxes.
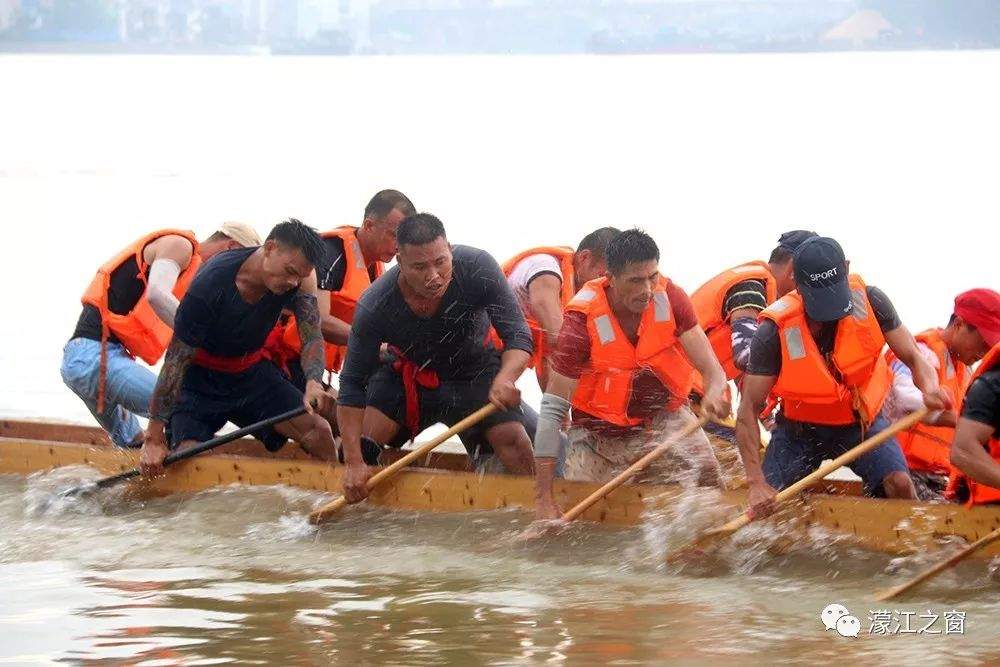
[275,226,383,372]
[489,246,576,370]
[691,260,778,382]
[885,328,969,475]
[566,276,694,427]
[947,343,1000,506]
[81,229,201,411]
[759,274,891,427]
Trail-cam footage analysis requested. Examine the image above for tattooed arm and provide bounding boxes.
[140,336,196,477]
[294,271,335,415]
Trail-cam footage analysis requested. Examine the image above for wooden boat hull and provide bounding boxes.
[2,420,1000,559]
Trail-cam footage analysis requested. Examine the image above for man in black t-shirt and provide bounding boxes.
[950,352,1000,500]
[138,220,338,477]
[336,213,537,503]
[735,237,951,516]
[948,296,1000,504]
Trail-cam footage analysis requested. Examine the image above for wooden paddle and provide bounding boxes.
[875,525,1000,601]
[59,406,308,498]
[666,408,929,562]
[308,403,497,525]
[560,414,710,523]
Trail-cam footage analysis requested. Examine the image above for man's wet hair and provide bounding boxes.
[769,245,794,265]
[266,218,326,267]
[365,189,416,222]
[397,213,447,248]
[577,227,622,260]
[770,230,818,264]
[606,228,659,275]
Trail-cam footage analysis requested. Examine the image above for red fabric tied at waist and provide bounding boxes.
[261,324,296,377]
[390,347,440,437]
[193,348,264,373]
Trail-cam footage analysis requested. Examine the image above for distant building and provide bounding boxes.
[823,9,899,47]
[0,0,20,33]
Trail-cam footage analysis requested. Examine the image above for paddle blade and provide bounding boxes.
[874,582,910,602]
[58,482,99,500]
[664,525,737,566]
[308,495,349,525]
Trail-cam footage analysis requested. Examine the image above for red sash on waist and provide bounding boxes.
[390,346,440,437]
[261,325,296,377]
[193,348,264,373]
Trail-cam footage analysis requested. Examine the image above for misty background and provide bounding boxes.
[1,0,998,56]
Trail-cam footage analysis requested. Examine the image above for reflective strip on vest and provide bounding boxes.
[850,288,868,321]
[731,265,760,274]
[594,314,616,345]
[944,352,956,380]
[785,326,807,360]
[574,288,597,303]
[769,299,790,314]
[653,292,670,322]
[351,238,365,270]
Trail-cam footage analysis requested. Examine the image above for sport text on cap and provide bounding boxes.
[792,236,852,323]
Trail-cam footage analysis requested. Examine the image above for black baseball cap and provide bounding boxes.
[777,229,818,253]
[792,237,852,322]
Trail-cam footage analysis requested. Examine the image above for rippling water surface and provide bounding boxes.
[2,471,999,664]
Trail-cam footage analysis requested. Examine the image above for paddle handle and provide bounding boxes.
[308,403,498,524]
[713,408,930,535]
[875,525,1000,601]
[68,406,308,494]
[561,415,710,523]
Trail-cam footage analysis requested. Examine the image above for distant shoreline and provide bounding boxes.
[2,41,998,57]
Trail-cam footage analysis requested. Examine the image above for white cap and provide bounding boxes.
[216,221,262,248]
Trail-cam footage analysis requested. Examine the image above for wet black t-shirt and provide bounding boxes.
[316,236,347,293]
[746,285,902,377]
[961,369,1000,432]
[337,245,533,408]
[173,247,297,356]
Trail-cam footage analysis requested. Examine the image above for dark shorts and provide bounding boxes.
[167,360,303,451]
[364,362,529,456]
[762,414,909,497]
[283,358,308,392]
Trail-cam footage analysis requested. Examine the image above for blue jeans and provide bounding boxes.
[60,338,156,447]
[762,414,909,497]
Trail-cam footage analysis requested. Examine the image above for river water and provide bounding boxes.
[1,51,998,664]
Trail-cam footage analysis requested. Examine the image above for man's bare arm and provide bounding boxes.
[950,418,1000,489]
[679,325,730,419]
[527,274,565,351]
[885,325,951,411]
[316,288,352,346]
[293,271,326,384]
[736,373,781,517]
[149,336,196,424]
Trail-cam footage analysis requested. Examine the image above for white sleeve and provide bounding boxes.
[887,342,942,421]
[508,254,563,300]
[146,258,182,328]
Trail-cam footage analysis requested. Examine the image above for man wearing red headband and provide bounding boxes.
[884,289,1000,499]
[945,289,1000,505]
